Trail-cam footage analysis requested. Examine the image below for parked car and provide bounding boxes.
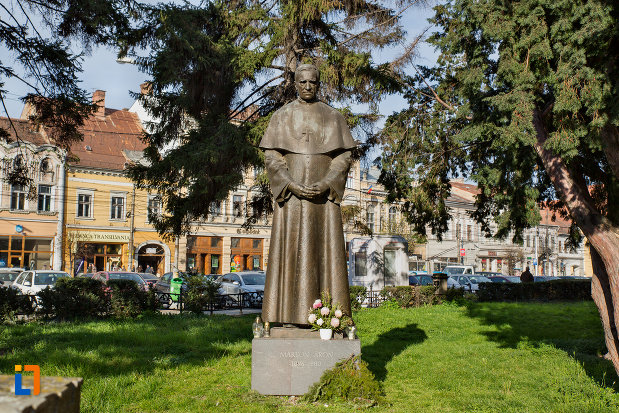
[486,276,513,283]
[451,275,492,292]
[217,271,265,306]
[0,268,24,287]
[443,265,475,275]
[11,270,70,294]
[476,271,503,277]
[505,276,522,283]
[92,271,148,290]
[137,272,159,288]
[408,272,433,286]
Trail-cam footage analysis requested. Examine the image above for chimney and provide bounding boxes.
[92,90,106,118]
[140,82,152,96]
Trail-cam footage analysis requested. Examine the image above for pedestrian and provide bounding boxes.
[520,266,534,283]
[137,265,143,273]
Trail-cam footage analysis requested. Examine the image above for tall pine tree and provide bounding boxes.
[124,0,424,236]
[379,0,619,373]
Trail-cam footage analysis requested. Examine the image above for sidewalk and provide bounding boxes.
[159,307,262,316]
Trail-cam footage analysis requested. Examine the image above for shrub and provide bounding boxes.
[303,355,384,407]
[349,286,367,310]
[0,286,34,321]
[108,279,148,318]
[381,286,415,308]
[36,277,108,320]
[380,286,439,308]
[184,274,221,315]
[477,279,592,302]
[442,286,465,302]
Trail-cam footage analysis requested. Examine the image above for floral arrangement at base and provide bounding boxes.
[307,291,353,333]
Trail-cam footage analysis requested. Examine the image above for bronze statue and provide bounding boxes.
[259,64,355,325]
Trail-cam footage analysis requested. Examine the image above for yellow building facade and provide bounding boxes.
[60,91,176,275]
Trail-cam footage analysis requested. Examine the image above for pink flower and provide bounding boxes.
[321,307,330,316]
[330,318,340,328]
[334,309,343,318]
[316,318,324,326]
[308,314,317,324]
[313,299,322,309]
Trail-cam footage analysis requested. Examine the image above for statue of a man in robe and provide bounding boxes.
[259,64,355,325]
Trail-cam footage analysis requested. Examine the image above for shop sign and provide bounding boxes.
[145,248,157,254]
[488,251,497,257]
[71,231,130,243]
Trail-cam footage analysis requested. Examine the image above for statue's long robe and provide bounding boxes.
[260,98,355,324]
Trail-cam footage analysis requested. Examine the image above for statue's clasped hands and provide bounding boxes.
[288,181,329,200]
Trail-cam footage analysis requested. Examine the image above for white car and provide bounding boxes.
[11,270,70,295]
[0,268,24,287]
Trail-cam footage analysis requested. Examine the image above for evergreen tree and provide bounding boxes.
[378,0,619,373]
[124,0,424,236]
[0,0,142,185]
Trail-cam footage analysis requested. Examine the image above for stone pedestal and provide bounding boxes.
[0,376,82,413]
[251,336,361,395]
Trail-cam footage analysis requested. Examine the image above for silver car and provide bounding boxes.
[217,271,265,306]
[452,275,492,292]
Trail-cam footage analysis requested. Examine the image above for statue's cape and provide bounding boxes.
[259,99,356,154]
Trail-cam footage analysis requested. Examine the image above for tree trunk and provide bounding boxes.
[532,109,619,374]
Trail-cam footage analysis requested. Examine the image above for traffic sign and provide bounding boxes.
[460,248,466,256]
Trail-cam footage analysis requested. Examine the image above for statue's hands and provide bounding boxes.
[288,182,306,198]
[305,181,330,199]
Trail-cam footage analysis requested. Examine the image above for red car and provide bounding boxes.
[92,271,149,291]
[137,272,159,288]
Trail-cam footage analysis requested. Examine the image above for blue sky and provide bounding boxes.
[0,2,438,122]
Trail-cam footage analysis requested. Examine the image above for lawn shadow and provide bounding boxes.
[465,301,619,391]
[361,323,427,381]
[0,313,255,378]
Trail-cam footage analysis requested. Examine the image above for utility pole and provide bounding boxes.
[128,185,136,270]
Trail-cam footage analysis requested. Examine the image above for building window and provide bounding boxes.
[455,223,462,240]
[388,206,396,226]
[366,204,375,233]
[354,252,367,277]
[38,185,52,212]
[110,196,125,219]
[346,172,354,189]
[467,225,472,241]
[77,193,92,218]
[209,201,221,215]
[148,196,161,222]
[10,184,27,211]
[526,235,530,247]
[233,195,243,217]
[231,237,240,248]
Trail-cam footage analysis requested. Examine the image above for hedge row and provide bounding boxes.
[477,279,592,302]
[1,277,159,322]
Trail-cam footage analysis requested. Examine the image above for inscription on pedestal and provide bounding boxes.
[252,338,361,395]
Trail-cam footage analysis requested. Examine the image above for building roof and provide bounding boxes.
[0,117,50,146]
[69,107,145,171]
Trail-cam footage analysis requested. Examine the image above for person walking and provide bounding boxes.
[520,266,534,283]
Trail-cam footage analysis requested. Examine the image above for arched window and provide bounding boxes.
[366,204,375,233]
[40,157,51,173]
[388,206,397,226]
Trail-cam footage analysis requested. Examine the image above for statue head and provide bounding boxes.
[295,64,319,102]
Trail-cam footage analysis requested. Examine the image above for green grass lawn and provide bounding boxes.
[1,301,618,412]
